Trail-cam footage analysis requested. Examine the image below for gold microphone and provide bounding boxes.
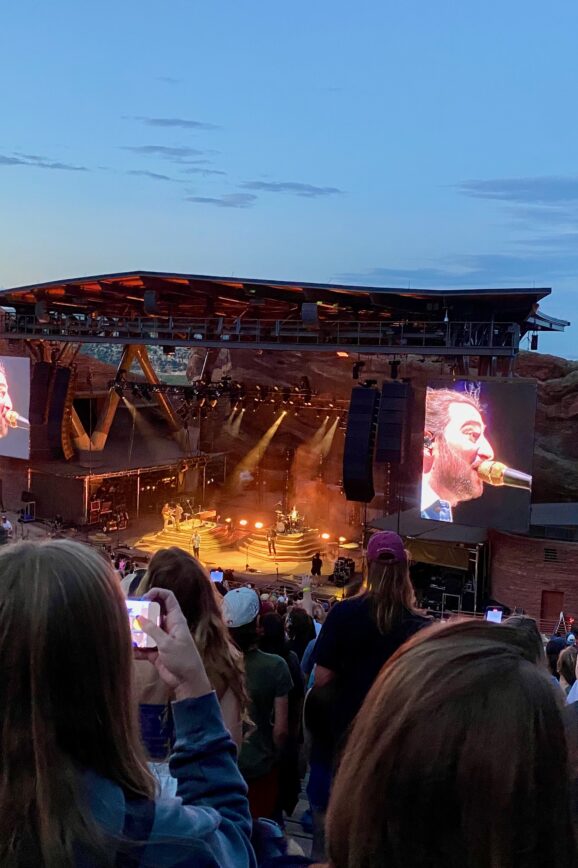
[477,460,532,491]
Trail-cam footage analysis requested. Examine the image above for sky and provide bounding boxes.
[2,0,578,357]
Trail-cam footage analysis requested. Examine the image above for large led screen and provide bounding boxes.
[420,380,536,532]
[0,356,30,460]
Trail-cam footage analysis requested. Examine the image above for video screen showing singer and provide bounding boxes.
[0,366,19,439]
[420,383,533,525]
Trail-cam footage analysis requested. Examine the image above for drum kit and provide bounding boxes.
[275,507,305,534]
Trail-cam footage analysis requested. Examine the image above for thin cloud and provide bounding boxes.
[241,180,343,198]
[186,193,257,209]
[127,169,174,181]
[122,145,206,159]
[456,176,578,205]
[1,152,88,171]
[132,115,220,130]
[179,167,227,176]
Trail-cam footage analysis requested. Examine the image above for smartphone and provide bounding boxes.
[210,569,224,582]
[125,599,161,649]
[485,608,503,624]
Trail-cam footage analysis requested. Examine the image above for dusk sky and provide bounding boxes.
[2,0,578,356]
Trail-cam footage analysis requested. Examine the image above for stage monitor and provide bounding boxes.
[0,356,30,460]
[420,380,536,532]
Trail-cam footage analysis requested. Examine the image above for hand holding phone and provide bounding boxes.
[136,587,212,701]
[126,599,161,649]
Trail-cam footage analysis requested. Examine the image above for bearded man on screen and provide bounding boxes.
[0,367,18,439]
[421,387,494,522]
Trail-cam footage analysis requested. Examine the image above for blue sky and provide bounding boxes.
[2,0,578,356]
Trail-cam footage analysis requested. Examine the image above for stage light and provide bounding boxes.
[225,517,232,523]
[255,521,264,529]
[336,351,349,358]
[339,536,346,543]
[321,533,330,540]
[239,519,248,527]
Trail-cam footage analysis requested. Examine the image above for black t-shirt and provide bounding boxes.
[314,593,430,743]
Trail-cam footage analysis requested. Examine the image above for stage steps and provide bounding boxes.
[243,528,322,563]
[136,522,235,556]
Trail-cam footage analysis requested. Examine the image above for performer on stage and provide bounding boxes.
[161,502,172,532]
[267,527,277,556]
[421,387,495,523]
[0,366,19,439]
[174,502,184,532]
[191,530,201,560]
[311,551,323,577]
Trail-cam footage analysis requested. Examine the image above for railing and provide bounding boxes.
[0,313,521,353]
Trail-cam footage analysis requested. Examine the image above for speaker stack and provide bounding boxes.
[342,381,411,503]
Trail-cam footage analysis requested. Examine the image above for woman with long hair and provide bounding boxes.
[286,607,317,662]
[0,539,254,867]
[326,619,576,868]
[313,530,429,748]
[136,546,248,750]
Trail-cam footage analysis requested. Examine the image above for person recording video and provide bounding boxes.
[421,386,495,522]
[0,366,18,439]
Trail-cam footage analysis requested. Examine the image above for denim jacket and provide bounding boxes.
[82,692,256,867]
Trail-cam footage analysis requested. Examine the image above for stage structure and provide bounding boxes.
[0,271,568,611]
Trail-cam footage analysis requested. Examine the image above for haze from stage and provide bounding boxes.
[0,356,30,460]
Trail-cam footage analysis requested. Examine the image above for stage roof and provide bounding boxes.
[0,270,566,330]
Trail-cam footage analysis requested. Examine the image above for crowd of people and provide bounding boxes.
[2,530,578,866]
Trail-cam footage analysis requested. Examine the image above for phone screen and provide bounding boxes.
[210,570,224,582]
[485,608,503,623]
[125,599,161,648]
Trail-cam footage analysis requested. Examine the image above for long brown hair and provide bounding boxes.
[141,547,248,711]
[326,620,576,868]
[364,555,416,632]
[0,539,154,867]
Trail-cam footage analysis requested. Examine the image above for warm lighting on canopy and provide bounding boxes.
[255,521,264,529]
[239,519,248,527]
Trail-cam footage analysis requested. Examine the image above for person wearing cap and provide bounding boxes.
[313,530,430,753]
[222,587,293,820]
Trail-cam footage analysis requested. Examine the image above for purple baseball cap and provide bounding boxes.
[366,531,407,564]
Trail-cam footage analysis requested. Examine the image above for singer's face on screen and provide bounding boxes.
[426,400,495,506]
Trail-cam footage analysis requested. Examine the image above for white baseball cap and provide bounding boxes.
[222,587,260,628]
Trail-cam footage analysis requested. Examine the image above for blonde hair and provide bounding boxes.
[364,555,416,632]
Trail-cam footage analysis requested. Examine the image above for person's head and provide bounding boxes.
[502,614,545,665]
[1,514,6,523]
[0,539,153,864]
[558,645,578,690]
[259,612,288,657]
[365,531,415,632]
[140,547,247,703]
[327,619,575,868]
[423,387,494,507]
[286,607,316,658]
[546,636,567,678]
[312,602,326,624]
[223,587,260,652]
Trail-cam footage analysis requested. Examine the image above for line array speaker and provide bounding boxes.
[375,381,410,464]
[29,361,53,425]
[47,367,72,457]
[342,387,380,502]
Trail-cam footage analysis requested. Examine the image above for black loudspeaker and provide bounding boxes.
[143,290,158,315]
[30,362,53,425]
[343,387,379,502]
[301,302,319,326]
[47,367,71,456]
[375,381,410,464]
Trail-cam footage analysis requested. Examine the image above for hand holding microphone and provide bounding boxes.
[477,460,532,491]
